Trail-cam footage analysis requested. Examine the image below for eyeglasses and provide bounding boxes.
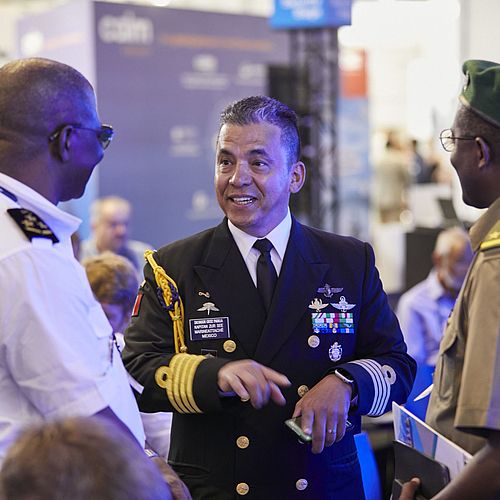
[439,128,475,152]
[48,123,114,150]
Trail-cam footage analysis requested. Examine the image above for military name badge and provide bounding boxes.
[189,316,230,341]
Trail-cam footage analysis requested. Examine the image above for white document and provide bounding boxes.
[392,402,472,480]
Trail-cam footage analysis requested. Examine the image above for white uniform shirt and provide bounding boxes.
[0,173,145,463]
[227,209,292,285]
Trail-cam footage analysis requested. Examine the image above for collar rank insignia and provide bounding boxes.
[309,298,329,313]
[7,208,59,243]
[197,302,220,315]
[331,296,355,313]
[317,283,343,298]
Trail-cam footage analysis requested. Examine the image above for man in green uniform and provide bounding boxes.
[401,60,500,499]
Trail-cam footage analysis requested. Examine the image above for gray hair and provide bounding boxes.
[218,95,301,164]
[434,226,470,257]
[90,196,131,224]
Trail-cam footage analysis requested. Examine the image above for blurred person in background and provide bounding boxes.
[400,59,500,499]
[0,416,172,500]
[80,195,152,271]
[373,130,412,223]
[396,226,472,366]
[409,138,436,184]
[84,252,173,461]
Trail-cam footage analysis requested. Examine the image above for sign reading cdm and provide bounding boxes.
[271,0,352,29]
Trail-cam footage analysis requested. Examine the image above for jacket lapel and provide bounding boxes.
[193,221,266,357]
[254,220,329,365]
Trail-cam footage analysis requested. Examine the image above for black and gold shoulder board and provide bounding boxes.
[7,208,59,243]
[480,220,500,251]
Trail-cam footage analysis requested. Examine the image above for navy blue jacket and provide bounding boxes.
[123,218,416,499]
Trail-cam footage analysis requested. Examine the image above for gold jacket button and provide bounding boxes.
[236,436,250,449]
[236,482,249,495]
[308,335,320,348]
[223,340,236,353]
[297,385,309,397]
[296,478,308,491]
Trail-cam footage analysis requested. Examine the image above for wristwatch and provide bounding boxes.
[334,369,358,400]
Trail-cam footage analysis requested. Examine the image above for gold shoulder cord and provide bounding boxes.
[144,250,203,414]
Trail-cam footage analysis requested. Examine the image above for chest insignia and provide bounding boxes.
[331,296,355,312]
[309,298,329,312]
[317,283,343,298]
[329,342,342,362]
[197,302,220,315]
[311,312,355,334]
[198,291,211,298]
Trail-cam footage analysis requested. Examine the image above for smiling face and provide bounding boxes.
[214,121,305,237]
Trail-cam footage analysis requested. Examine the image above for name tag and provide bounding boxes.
[311,312,355,334]
[189,317,230,341]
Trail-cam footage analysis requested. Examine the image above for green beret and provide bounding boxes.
[460,59,500,127]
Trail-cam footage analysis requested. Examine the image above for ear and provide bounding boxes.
[475,137,491,168]
[50,125,73,162]
[289,161,306,194]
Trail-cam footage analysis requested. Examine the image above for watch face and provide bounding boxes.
[335,369,354,384]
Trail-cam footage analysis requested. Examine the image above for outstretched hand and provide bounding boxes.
[218,359,291,409]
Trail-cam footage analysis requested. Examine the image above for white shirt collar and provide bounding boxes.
[0,172,81,240]
[227,209,292,263]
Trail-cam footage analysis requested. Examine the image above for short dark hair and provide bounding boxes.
[457,103,500,149]
[0,417,171,500]
[218,95,301,163]
[0,58,96,162]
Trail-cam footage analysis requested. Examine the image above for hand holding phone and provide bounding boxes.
[285,416,353,443]
[285,416,312,442]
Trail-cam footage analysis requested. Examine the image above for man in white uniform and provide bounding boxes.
[0,57,145,463]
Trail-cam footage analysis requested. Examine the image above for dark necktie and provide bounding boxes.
[253,238,278,312]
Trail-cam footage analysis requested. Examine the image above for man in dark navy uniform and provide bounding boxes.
[124,96,416,499]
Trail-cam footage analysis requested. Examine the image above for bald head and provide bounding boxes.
[0,58,105,204]
[0,58,96,141]
[91,196,132,253]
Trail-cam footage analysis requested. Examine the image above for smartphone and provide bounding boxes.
[285,416,354,442]
[285,416,312,442]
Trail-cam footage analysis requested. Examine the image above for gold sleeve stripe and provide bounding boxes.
[170,355,192,413]
[154,354,204,414]
[177,354,194,412]
[174,352,198,413]
[155,365,184,414]
[185,354,204,412]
